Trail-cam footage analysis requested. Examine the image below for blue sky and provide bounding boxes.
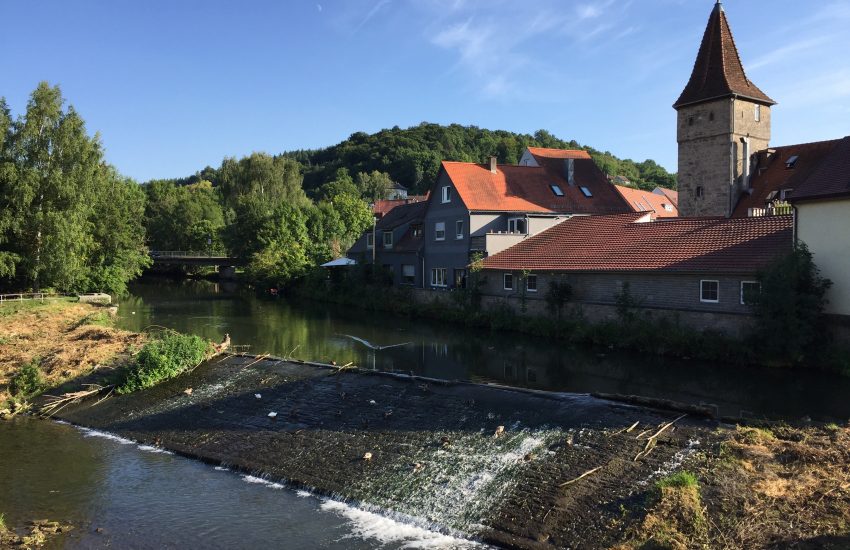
[3,0,849,182]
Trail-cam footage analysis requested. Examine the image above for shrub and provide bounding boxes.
[118,332,213,394]
[10,361,44,397]
[655,470,699,491]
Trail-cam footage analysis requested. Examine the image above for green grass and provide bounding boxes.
[655,470,699,491]
[0,297,75,317]
[0,512,6,531]
[117,331,213,394]
[9,361,44,398]
[72,310,113,328]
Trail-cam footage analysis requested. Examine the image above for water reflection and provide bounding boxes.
[117,279,850,421]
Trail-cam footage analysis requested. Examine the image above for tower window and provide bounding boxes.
[755,105,761,122]
[688,116,694,126]
[695,186,704,198]
[709,112,714,121]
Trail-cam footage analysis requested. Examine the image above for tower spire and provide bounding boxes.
[674,2,774,109]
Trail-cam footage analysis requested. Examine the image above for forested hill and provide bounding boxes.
[176,123,675,195]
[282,123,676,195]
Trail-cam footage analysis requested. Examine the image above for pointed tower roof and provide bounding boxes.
[674,1,775,109]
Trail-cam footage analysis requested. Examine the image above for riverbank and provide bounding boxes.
[0,299,144,416]
[3,300,850,548]
[294,277,850,376]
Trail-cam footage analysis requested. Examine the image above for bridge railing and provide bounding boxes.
[150,250,229,259]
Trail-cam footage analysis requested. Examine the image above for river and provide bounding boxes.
[3,278,848,547]
[117,279,850,422]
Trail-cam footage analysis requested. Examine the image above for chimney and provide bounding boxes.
[489,156,497,174]
[565,158,575,185]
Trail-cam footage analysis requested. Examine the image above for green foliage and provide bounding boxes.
[545,278,573,318]
[355,170,394,202]
[614,282,642,324]
[0,83,149,293]
[118,331,212,394]
[753,242,832,363]
[655,471,699,491]
[144,179,227,253]
[10,361,44,397]
[279,123,676,196]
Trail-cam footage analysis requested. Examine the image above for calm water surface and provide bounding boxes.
[118,279,850,421]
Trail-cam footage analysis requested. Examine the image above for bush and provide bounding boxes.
[10,361,44,397]
[118,332,213,394]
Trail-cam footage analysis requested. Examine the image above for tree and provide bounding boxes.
[0,83,149,293]
[218,152,307,207]
[355,170,393,202]
[754,243,832,362]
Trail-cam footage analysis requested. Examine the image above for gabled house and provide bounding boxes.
[348,200,427,286]
[616,185,679,218]
[422,148,630,289]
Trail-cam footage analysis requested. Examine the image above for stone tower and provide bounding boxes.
[674,1,775,217]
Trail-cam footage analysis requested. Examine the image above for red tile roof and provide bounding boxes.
[615,185,679,218]
[481,213,792,274]
[789,136,850,202]
[440,148,629,214]
[674,3,774,109]
[653,187,679,207]
[732,139,843,217]
[372,196,428,218]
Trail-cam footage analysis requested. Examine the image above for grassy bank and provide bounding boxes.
[0,299,145,415]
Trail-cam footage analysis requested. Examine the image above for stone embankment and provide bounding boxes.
[55,354,720,549]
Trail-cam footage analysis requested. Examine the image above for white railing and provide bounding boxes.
[748,204,793,217]
[0,292,57,303]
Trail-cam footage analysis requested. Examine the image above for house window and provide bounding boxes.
[503,273,514,291]
[435,222,445,241]
[700,280,719,303]
[431,268,447,287]
[580,186,593,197]
[507,217,527,234]
[526,274,538,292]
[695,186,704,198]
[456,220,464,239]
[366,233,374,249]
[383,231,393,248]
[741,281,761,305]
[441,186,452,203]
[755,105,761,122]
[550,184,564,197]
[780,188,794,201]
[412,225,422,238]
[401,264,415,285]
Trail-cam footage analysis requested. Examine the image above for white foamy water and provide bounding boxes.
[296,490,311,498]
[78,427,134,445]
[137,444,174,455]
[241,475,285,489]
[320,500,482,549]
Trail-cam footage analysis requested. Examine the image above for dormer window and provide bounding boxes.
[550,184,564,197]
[441,186,452,203]
[780,188,793,201]
[507,217,526,234]
[785,155,799,169]
[580,186,593,198]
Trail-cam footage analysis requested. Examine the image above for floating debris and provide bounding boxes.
[369,400,376,405]
[183,388,193,395]
[363,452,373,461]
[254,393,262,399]
[494,425,505,438]
[267,412,278,418]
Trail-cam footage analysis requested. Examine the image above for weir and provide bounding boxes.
[50,354,720,548]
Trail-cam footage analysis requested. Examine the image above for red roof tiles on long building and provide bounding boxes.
[674,2,774,109]
[482,213,792,274]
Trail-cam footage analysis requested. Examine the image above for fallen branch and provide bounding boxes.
[612,420,640,436]
[642,413,687,441]
[559,465,603,487]
[40,384,113,416]
[634,414,687,461]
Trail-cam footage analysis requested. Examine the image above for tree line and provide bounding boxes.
[0,83,677,295]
